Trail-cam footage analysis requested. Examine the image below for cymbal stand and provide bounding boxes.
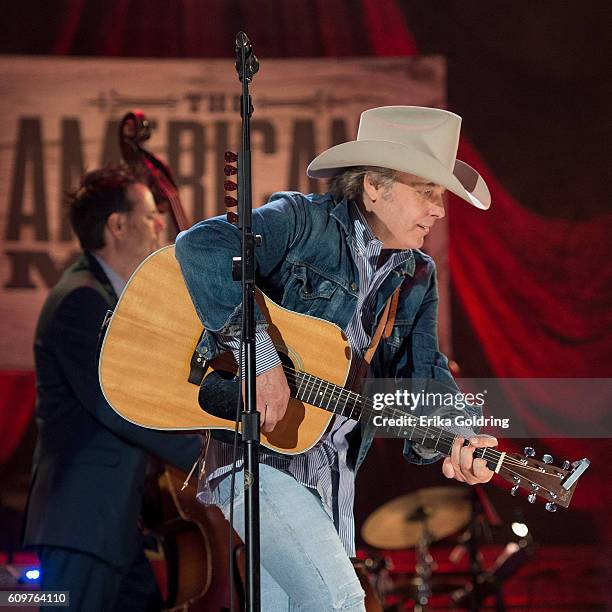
[413,508,435,612]
[466,487,506,612]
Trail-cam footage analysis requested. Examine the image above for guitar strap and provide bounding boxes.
[354,285,401,386]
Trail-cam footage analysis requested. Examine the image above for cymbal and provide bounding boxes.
[361,486,470,549]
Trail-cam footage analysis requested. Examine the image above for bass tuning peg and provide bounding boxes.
[542,454,553,464]
[545,502,557,512]
[224,151,239,225]
[523,447,535,458]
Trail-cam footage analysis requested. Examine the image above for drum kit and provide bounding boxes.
[358,486,534,611]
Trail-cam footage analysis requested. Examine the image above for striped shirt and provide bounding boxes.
[197,202,413,556]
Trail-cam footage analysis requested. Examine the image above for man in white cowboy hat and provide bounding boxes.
[175,106,497,610]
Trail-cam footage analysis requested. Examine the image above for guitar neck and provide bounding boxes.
[288,368,592,509]
[288,367,494,466]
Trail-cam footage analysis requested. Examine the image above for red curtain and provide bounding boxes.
[450,139,612,380]
[448,139,612,525]
[0,372,36,464]
[3,0,374,58]
[360,0,418,56]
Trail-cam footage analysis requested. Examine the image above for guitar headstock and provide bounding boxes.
[493,448,590,511]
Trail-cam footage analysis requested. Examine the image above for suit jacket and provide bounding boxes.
[23,252,202,567]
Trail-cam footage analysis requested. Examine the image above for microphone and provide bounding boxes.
[235,31,259,78]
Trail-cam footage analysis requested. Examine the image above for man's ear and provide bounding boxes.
[363,172,380,204]
[106,211,126,240]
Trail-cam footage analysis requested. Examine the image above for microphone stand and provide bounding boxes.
[234,31,261,612]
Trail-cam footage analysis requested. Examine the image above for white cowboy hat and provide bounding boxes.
[307,106,491,210]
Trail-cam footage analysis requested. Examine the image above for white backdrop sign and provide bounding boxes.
[0,55,447,368]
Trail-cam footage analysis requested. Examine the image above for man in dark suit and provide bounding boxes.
[23,165,202,611]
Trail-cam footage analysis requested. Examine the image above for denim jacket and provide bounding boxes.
[175,191,478,471]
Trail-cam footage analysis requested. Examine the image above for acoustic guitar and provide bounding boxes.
[99,245,589,511]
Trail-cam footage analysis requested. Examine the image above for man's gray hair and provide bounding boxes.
[329,166,398,203]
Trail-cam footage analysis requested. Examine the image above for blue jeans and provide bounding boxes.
[213,463,365,611]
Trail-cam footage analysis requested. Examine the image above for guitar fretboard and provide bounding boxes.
[285,366,494,463]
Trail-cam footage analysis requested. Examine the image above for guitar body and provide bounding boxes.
[99,245,353,454]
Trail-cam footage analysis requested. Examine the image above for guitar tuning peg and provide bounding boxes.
[527,493,537,504]
[562,460,571,470]
[511,484,520,496]
[523,447,535,458]
[542,454,553,464]
[224,150,238,162]
[545,502,557,512]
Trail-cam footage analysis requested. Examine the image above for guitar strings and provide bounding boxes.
[282,364,473,449]
[283,364,521,465]
[279,364,564,476]
[282,365,479,463]
[283,365,468,448]
[278,368,560,499]
[233,361,562,499]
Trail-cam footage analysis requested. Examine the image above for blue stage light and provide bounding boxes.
[23,568,40,581]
